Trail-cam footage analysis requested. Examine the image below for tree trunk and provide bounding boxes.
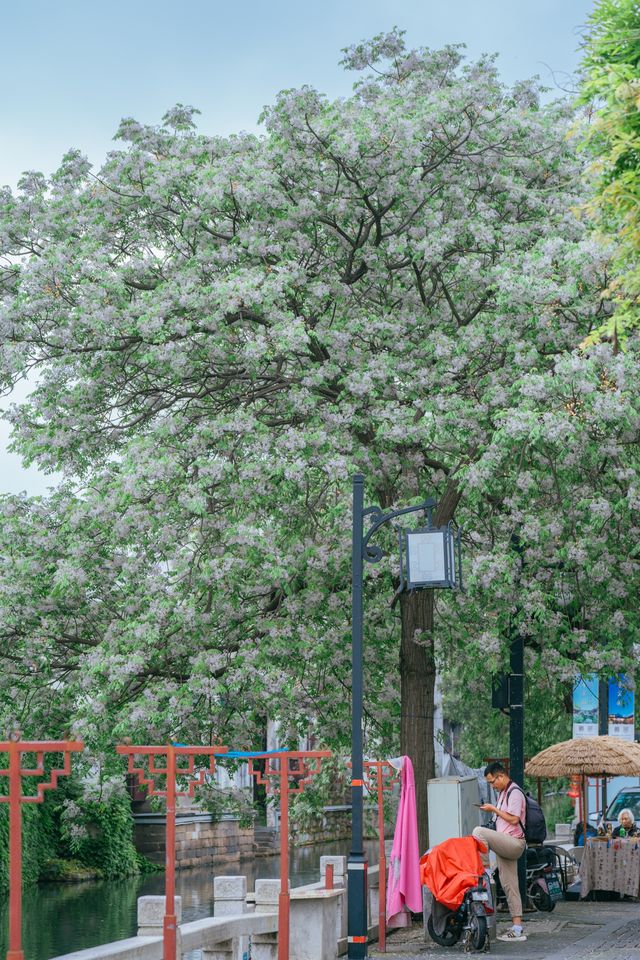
[399,481,461,852]
[400,588,435,853]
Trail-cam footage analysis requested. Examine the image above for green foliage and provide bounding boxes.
[0,800,57,893]
[61,788,140,880]
[39,858,101,882]
[543,793,575,831]
[0,774,144,891]
[197,780,257,829]
[289,754,348,833]
[135,851,162,874]
[579,0,640,342]
[0,30,638,827]
[443,658,573,771]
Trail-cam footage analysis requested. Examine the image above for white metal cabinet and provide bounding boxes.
[427,775,481,847]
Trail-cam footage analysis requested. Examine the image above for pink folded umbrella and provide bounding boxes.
[386,755,422,928]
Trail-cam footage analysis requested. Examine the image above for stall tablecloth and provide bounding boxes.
[579,838,640,898]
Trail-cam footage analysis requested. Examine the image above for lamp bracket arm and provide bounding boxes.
[362,498,438,564]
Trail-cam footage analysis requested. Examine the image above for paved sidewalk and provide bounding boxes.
[369,899,640,960]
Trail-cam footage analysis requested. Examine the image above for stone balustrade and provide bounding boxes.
[47,912,280,960]
[49,856,379,960]
[138,895,183,936]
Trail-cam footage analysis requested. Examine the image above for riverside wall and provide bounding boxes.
[133,813,254,869]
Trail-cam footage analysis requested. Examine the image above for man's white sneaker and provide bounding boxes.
[497,928,527,942]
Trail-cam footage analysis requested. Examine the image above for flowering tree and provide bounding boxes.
[0,31,615,846]
[451,343,640,779]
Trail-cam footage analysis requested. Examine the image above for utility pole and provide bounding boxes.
[598,678,609,819]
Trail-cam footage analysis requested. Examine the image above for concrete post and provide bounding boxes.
[253,879,280,960]
[137,895,182,950]
[290,889,344,960]
[214,876,248,916]
[320,856,347,943]
[255,878,284,914]
[320,856,346,887]
[212,876,249,960]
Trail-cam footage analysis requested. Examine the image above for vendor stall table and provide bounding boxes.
[579,837,640,899]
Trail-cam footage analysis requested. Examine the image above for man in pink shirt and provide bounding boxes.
[472,761,527,942]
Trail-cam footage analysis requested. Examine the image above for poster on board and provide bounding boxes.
[573,674,599,739]
[608,676,635,741]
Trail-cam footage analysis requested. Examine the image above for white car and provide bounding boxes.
[588,783,640,831]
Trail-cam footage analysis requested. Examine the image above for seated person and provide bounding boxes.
[573,821,598,846]
[612,808,638,838]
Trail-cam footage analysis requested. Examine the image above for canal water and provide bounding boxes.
[0,839,379,959]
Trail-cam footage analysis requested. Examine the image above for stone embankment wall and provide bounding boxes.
[134,809,382,868]
[134,813,254,869]
[291,810,353,848]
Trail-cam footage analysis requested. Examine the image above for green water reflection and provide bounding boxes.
[1,876,141,958]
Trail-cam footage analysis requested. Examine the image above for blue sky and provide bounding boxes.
[1,0,596,493]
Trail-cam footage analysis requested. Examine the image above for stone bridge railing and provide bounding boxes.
[49,857,382,960]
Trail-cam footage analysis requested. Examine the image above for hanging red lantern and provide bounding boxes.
[567,776,581,799]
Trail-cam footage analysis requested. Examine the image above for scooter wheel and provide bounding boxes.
[427,913,462,946]
[531,881,555,913]
[470,914,488,951]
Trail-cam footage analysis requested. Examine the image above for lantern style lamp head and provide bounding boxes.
[400,521,462,591]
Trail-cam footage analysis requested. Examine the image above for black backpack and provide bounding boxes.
[507,783,547,844]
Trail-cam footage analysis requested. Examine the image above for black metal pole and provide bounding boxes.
[509,630,526,909]
[348,474,368,959]
[598,678,608,820]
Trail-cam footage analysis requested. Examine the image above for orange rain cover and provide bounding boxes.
[420,835,487,910]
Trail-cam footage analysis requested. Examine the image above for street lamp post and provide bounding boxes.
[348,474,462,960]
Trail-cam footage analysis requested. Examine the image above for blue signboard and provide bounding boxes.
[572,674,599,739]
[608,675,635,741]
[573,674,636,741]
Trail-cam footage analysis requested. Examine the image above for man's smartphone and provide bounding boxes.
[473,802,483,807]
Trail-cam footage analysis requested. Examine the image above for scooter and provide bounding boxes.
[427,873,492,951]
[495,845,564,913]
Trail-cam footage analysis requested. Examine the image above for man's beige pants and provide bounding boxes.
[472,826,526,918]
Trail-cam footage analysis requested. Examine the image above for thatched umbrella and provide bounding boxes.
[525,736,640,842]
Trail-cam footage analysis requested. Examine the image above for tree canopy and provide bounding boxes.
[1,31,639,843]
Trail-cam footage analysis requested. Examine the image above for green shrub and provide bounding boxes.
[0,773,144,888]
[39,857,101,881]
[135,851,162,874]
[61,784,140,880]
[0,798,57,892]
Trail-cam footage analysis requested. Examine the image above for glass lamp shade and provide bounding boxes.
[404,526,458,589]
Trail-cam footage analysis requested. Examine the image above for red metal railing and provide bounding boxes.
[362,760,398,952]
[0,737,84,960]
[249,751,331,960]
[116,742,228,960]
[325,862,334,890]
[1,738,331,960]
